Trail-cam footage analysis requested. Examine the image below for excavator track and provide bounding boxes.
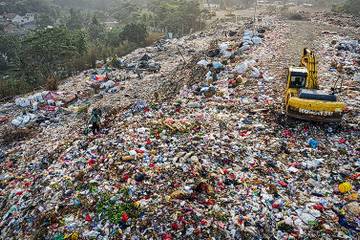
[286,110,343,123]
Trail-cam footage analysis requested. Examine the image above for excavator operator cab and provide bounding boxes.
[290,74,306,88]
[288,66,307,89]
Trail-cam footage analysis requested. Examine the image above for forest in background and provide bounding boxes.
[0,0,206,98]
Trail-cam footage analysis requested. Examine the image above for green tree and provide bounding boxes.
[149,0,204,36]
[106,27,123,47]
[110,1,140,25]
[66,8,86,30]
[135,10,155,26]
[88,15,106,43]
[0,34,19,71]
[1,0,59,15]
[120,23,148,44]
[17,27,87,84]
[36,14,55,28]
[343,0,360,16]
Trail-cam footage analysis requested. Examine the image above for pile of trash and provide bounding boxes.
[0,12,359,240]
[116,54,161,73]
[336,39,360,54]
[10,91,77,127]
[14,91,74,110]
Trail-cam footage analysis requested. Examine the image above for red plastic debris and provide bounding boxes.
[205,199,216,205]
[278,181,288,187]
[171,223,179,230]
[283,129,293,138]
[121,212,129,222]
[122,173,129,182]
[313,204,325,212]
[272,202,280,209]
[0,116,8,124]
[228,173,236,180]
[228,79,236,85]
[135,149,145,154]
[200,219,208,225]
[42,105,58,112]
[87,159,96,166]
[162,233,172,240]
[289,162,301,167]
[6,161,13,168]
[239,130,249,137]
[85,214,92,222]
[217,181,225,190]
[16,191,24,196]
[177,215,185,223]
[351,173,360,180]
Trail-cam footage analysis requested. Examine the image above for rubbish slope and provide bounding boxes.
[0,12,359,240]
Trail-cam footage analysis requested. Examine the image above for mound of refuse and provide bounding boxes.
[0,13,359,240]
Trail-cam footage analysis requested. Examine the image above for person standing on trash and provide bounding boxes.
[88,108,102,135]
[207,64,218,84]
[135,65,143,79]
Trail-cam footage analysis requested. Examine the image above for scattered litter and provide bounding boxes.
[0,12,359,240]
[11,113,37,127]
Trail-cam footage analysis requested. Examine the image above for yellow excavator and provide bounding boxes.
[285,48,346,122]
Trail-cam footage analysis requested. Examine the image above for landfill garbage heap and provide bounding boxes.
[0,12,359,240]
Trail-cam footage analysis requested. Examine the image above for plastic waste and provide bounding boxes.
[15,98,31,108]
[252,36,263,45]
[11,113,37,127]
[205,71,212,81]
[0,149,5,162]
[83,231,100,239]
[303,159,323,169]
[353,73,360,82]
[308,138,318,149]
[131,100,148,113]
[238,44,251,52]
[234,62,249,74]
[219,42,229,51]
[0,19,358,240]
[200,85,216,97]
[219,42,232,58]
[251,67,261,78]
[338,182,352,193]
[197,60,209,66]
[212,61,223,69]
[100,80,115,89]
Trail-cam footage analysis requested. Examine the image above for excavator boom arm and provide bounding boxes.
[300,48,318,89]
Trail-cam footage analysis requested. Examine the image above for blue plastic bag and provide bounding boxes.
[308,138,318,149]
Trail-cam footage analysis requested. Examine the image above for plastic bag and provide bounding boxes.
[234,62,249,74]
[197,60,209,66]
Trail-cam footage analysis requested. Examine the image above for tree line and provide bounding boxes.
[332,0,360,16]
[0,0,205,98]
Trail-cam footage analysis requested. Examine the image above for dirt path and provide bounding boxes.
[251,18,355,110]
